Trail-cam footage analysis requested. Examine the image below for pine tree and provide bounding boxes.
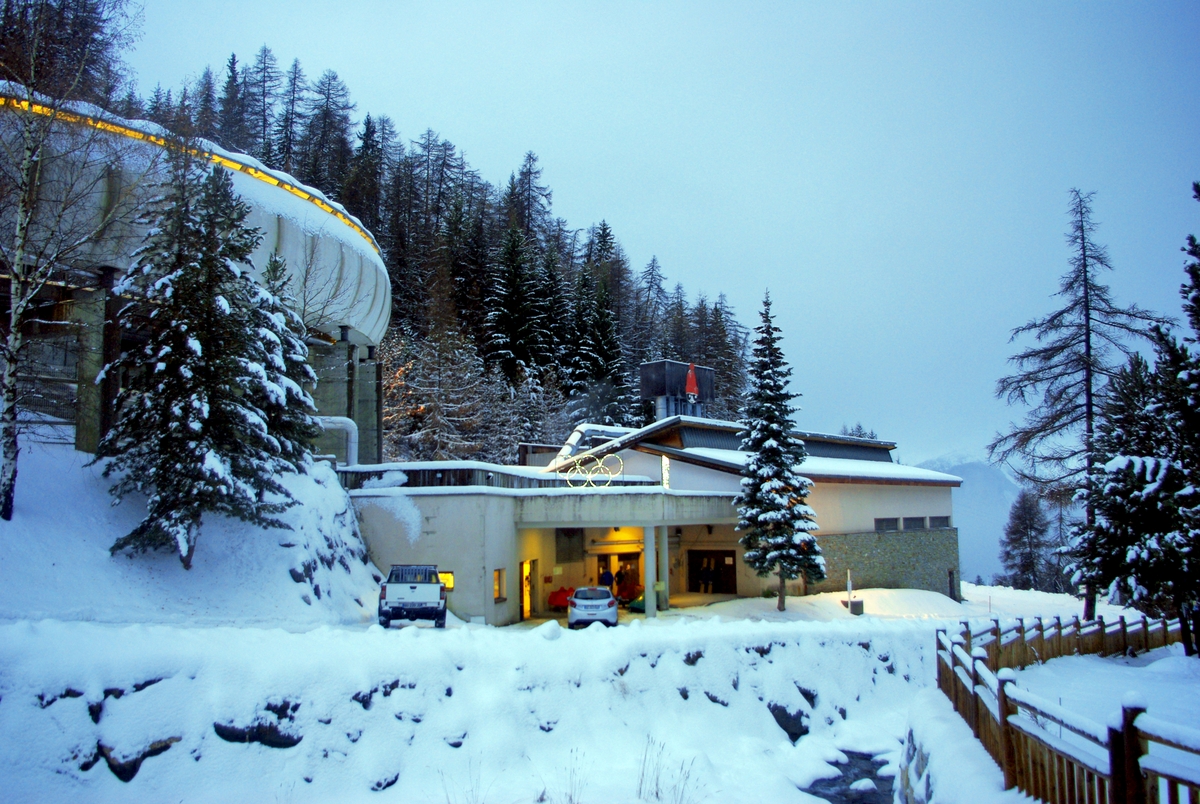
[299,69,355,195]
[735,293,823,610]
[217,53,250,152]
[989,189,1170,618]
[95,154,293,568]
[383,330,489,461]
[273,58,307,173]
[341,114,384,235]
[484,226,535,383]
[999,489,1051,590]
[252,253,323,469]
[243,45,281,165]
[192,66,219,141]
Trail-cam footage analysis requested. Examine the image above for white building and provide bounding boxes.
[350,413,962,626]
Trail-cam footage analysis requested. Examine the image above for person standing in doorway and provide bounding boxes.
[700,559,714,594]
[599,563,614,593]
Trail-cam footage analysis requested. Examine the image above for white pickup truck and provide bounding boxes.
[378,564,447,628]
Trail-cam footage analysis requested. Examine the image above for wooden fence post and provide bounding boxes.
[992,617,1002,669]
[1017,617,1027,668]
[1055,615,1063,659]
[1120,615,1129,656]
[1122,701,1147,804]
[996,670,1017,790]
[1098,615,1107,656]
[1141,616,1149,654]
[961,620,972,654]
[1074,615,1083,655]
[970,648,983,739]
[1110,719,1128,803]
[1036,616,1046,663]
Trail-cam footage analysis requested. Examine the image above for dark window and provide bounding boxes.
[388,565,438,583]
[874,518,899,532]
[929,516,951,529]
[555,528,585,564]
[903,517,926,531]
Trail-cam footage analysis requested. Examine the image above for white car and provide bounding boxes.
[568,587,618,628]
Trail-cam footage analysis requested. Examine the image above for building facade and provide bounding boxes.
[349,415,963,626]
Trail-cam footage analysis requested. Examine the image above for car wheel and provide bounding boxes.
[435,616,446,629]
[378,616,391,629]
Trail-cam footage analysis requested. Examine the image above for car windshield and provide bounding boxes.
[574,588,612,600]
[387,566,438,584]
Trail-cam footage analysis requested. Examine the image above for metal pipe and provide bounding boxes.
[317,416,358,466]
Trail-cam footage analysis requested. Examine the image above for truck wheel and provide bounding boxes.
[378,616,391,629]
[435,616,446,629]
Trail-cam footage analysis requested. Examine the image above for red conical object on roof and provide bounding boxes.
[685,363,699,398]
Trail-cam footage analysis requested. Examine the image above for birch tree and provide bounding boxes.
[0,0,145,520]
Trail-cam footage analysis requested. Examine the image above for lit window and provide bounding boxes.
[493,569,506,602]
[874,518,899,532]
[903,517,926,530]
[930,516,951,529]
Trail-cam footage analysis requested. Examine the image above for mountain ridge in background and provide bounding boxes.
[919,452,1020,583]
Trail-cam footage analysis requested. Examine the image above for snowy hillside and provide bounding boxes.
[919,454,1021,582]
[0,442,379,627]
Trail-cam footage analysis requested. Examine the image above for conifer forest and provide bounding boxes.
[113,45,750,462]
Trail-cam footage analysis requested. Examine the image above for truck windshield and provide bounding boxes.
[387,566,439,584]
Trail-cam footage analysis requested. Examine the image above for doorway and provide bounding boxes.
[687,550,737,594]
[611,552,641,601]
[521,559,538,620]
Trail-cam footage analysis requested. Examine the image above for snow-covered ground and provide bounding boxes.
[0,442,1178,803]
[0,442,378,628]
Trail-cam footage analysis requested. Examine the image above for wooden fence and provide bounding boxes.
[935,615,1200,804]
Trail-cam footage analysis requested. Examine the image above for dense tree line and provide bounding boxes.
[113,46,749,461]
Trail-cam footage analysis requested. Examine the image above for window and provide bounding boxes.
[493,568,506,602]
[930,516,951,529]
[874,518,899,532]
[387,565,439,584]
[555,528,585,564]
[903,517,926,531]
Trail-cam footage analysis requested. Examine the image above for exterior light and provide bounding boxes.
[339,325,350,342]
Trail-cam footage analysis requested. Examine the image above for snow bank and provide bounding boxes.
[0,443,378,627]
[0,616,934,802]
[898,689,1027,804]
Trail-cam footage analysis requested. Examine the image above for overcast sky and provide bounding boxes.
[126,1,1199,464]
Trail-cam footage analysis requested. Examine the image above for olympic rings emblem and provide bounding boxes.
[565,454,624,488]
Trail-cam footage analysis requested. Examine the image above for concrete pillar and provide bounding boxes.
[308,342,350,461]
[657,524,670,610]
[642,526,656,618]
[72,287,105,453]
[355,350,378,464]
[72,269,119,454]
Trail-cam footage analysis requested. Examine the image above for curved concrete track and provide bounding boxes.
[0,95,391,345]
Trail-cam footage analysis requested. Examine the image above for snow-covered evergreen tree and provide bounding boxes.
[251,253,323,470]
[735,293,823,611]
[217,53,250,152]
[96,154,294,569]
[1077,185,1200,652]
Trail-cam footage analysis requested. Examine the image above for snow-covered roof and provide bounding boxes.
[679,448,962,486]
[547,415,959,487]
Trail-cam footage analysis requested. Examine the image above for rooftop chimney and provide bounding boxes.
[639,359,715,420]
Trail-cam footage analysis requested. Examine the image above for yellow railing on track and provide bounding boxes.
[0,95,382,257]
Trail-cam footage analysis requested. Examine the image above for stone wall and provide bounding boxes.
[806,528,961,600]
